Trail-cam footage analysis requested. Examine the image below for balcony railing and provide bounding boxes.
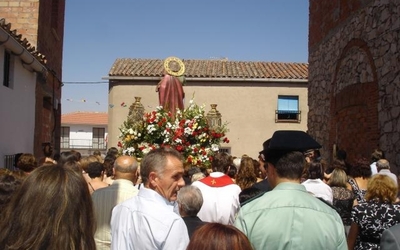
[275,110,301,123]
[60,139,106,150]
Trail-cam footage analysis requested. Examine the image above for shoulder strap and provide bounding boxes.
[88,182,95,192]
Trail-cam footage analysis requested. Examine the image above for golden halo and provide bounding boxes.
[164,56,185,76]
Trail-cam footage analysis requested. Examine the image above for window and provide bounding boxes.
[3,50,14,88]
[276,95,301,122]
[60,127,70,148]
[92,128,106,149]
[219,147,231,155]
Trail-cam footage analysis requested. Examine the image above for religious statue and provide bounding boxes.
[156,56,186,117]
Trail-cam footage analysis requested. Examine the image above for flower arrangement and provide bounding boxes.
[118,99,229,168]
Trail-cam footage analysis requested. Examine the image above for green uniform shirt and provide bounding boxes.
[234,182,347,250]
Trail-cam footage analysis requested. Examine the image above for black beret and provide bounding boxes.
[260,130,321,156]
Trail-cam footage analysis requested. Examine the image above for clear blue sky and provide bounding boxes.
[61,0,309,114]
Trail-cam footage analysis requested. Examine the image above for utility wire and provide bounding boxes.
[62,81,108,85]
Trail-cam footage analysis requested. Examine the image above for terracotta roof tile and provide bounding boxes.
[0,18,46,64]
[109,58,308,80]
[61,112,108,126]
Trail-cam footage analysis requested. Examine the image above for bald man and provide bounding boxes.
[92,155,139,250]
[376,159,398,187]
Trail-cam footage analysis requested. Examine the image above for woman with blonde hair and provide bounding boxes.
[0,165,96,250]
[235,156,257,190]
[347,174,400,250]
[328,168,354,235]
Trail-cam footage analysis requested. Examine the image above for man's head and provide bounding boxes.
[262,130,321,188]
[211,152,232,173]
[371,148,384,162]
[141,147,185,202]
[113,155,138,182]
[376,159,390,172]
[177,185,203,217]
[258,139,271,179]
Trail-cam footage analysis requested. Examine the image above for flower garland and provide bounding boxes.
[118,99,229,167]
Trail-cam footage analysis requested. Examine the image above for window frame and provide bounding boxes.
[275,95,301,123]
[92,127,106,149]
[3,50,14,88]
[60,126,70,148]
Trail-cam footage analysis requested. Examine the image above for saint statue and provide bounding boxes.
[156,56,185,117]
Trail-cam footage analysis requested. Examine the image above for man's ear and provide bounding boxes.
[149,171,158,188]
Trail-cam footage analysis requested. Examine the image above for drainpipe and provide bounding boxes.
[0,27,47,74]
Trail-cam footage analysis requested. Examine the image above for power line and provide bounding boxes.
[62,81,108,85]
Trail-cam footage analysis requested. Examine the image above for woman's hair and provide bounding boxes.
[0,165,96,250]
[187,223,253,250]
[328,168,348,188]
[236,156,257,190]
[86,161,105,178]
[227,165,237,179]
[58,151,80,166]
[191,172,206,182]
[349,157,372,178]
[103,155,116,177]
[331,158,346,170]
[80,155,101,172]
[307,160,324,180]
[106,147,119,157]
[365,174,398,203]
[16,153,38,173]
[252,159,261,178]
[0,170,23,211]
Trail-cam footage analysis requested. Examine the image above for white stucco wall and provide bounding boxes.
[0,47,36,165]
[63,124,108,148]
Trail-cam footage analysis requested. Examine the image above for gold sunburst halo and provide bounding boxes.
[164,56,185,76]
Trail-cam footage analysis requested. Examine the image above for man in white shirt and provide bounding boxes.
[376,159,398,186]
[92,155,139,250]
[111,148,189,250]
[192,152,241,225]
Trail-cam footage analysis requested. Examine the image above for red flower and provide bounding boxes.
[117,141,123,148]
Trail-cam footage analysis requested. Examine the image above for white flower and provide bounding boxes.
[147,124,156,133]
[184,127,192,135]
[128,128,134,134]
[175,138,182,144]
[211,144,219,152]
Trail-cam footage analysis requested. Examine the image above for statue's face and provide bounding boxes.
[169,61,180,72]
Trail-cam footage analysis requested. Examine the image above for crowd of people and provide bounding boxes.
[1,131,400,250]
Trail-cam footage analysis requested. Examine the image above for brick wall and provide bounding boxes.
[0,0,40,46]
[0,0,65,159]
[308,0,400,173]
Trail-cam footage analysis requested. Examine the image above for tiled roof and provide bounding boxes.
[61,112,108,126]
[0,18,46,64]
[109,58,308,80]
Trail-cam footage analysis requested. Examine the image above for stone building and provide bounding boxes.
[0,0,65,158]
[308,0,400,173]
[106,58,308,159]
